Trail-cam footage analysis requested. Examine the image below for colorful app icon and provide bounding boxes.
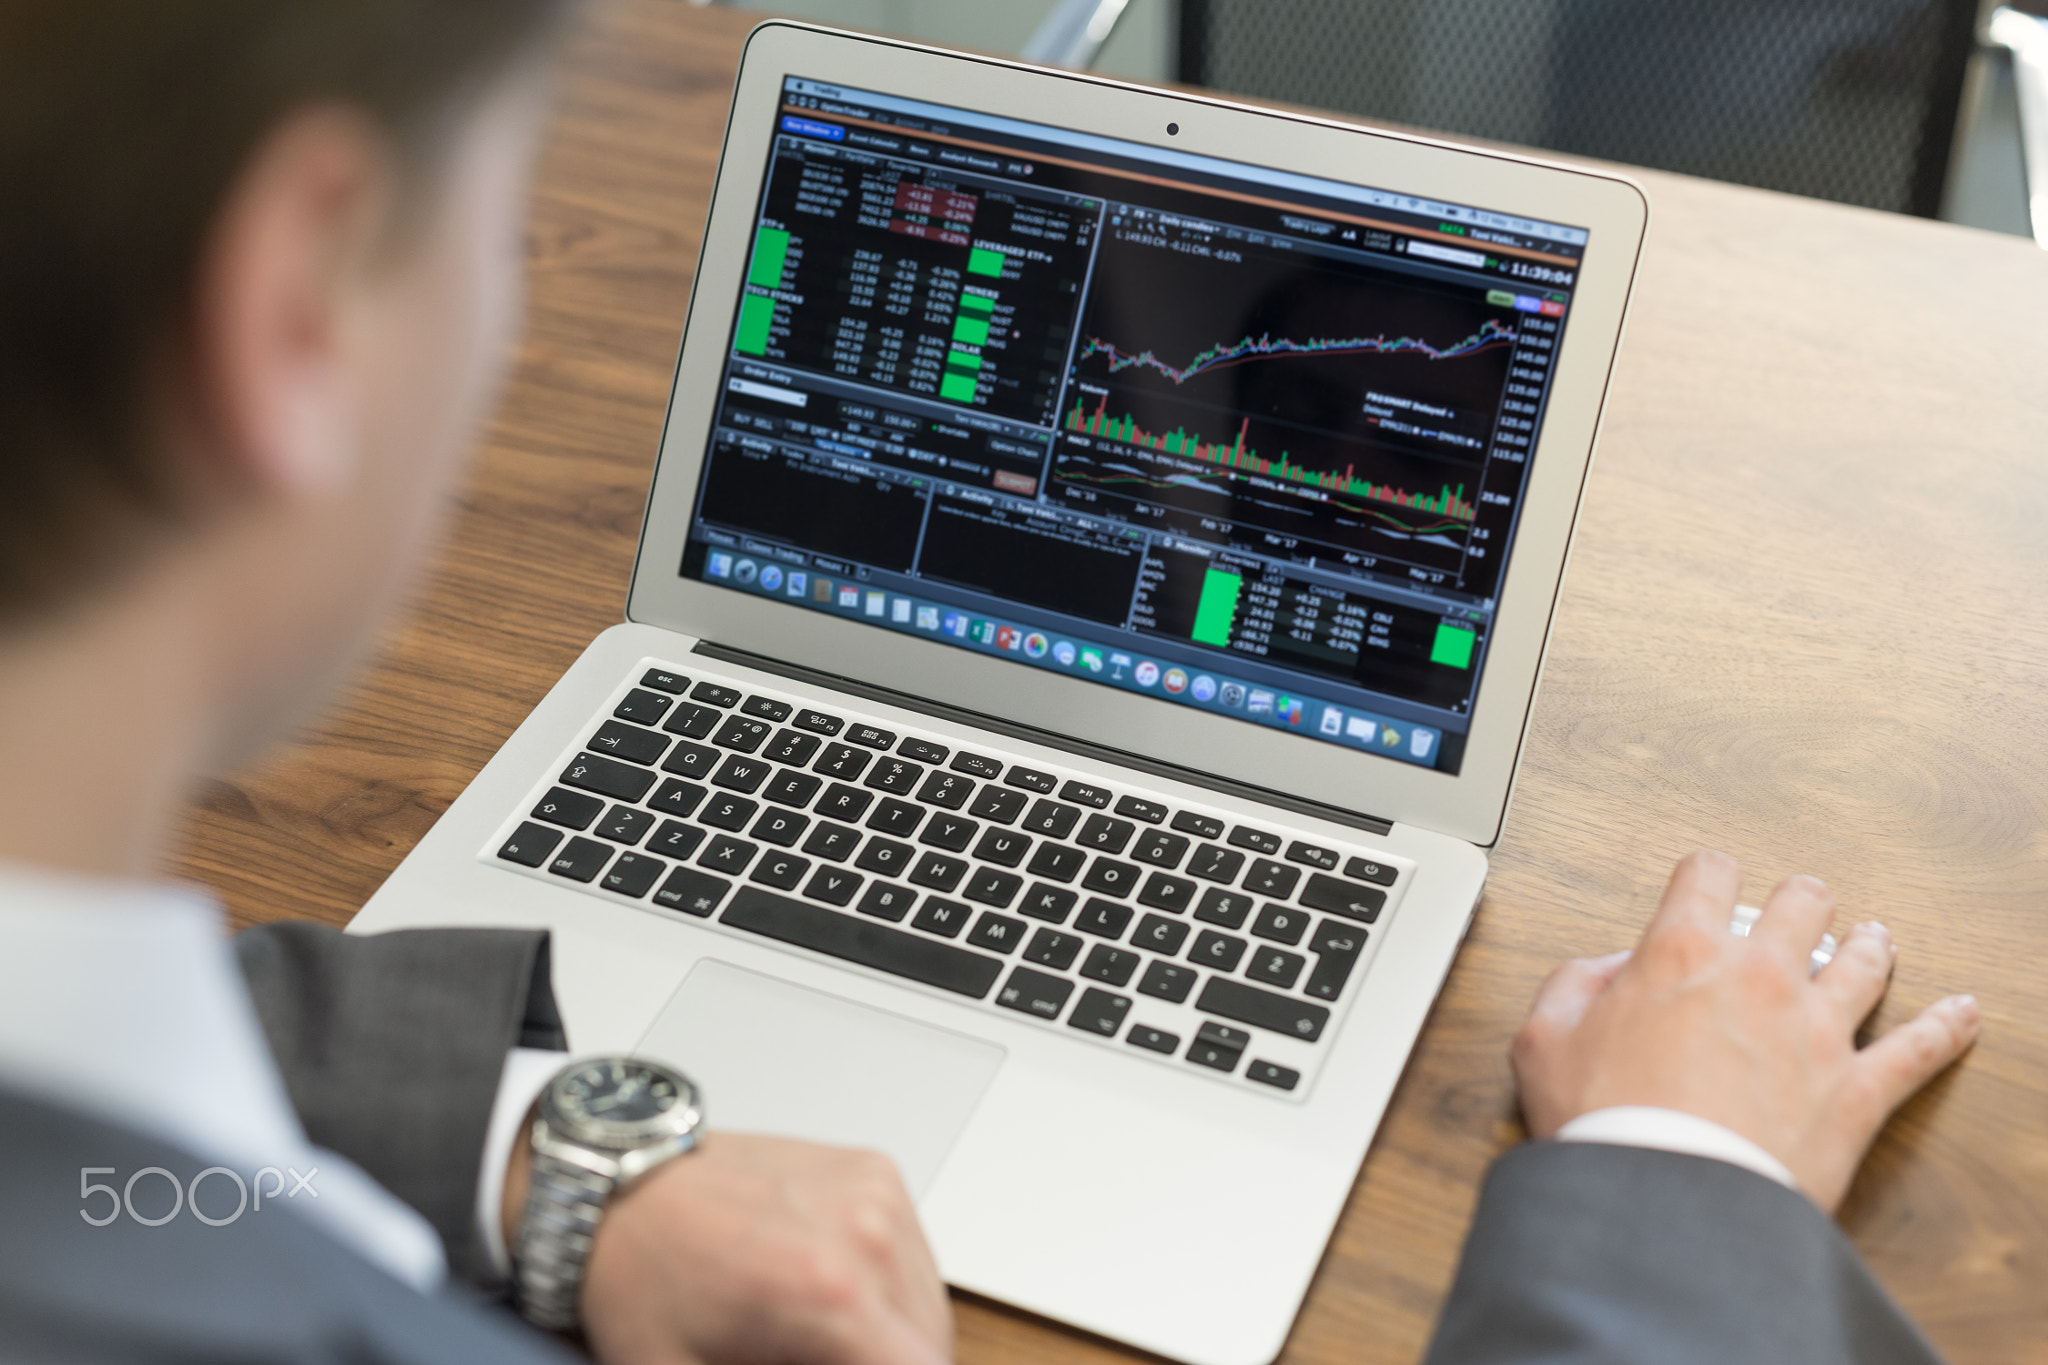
[891,597,912,624]
[996,625,1022,651]
[759,564,784,593]
[1134,660,1161,687]
[1319,707,1343,736]
[734,558,759,585]
[838,584,860,609]
[1247,689,1274,716]
[1345,715,1377,743]
[814,578,833,603]
[1023,632,1049,659]
[1052,640,1077,667]
[943,611,968,637]
[1080,648,1104,673]
[787,571,807,598]
[1275,695,1304,726]
[1411,729,1435,758]
[1189,674,1217,702]
[973,619,997,645]
[864,591,886,617]
[915,605,940,630]
[1381,726,1403,748]
[707,551,734,579]
[1163,667,1188,694]
[1108,652,1132,680]
[1220,682,1245,708]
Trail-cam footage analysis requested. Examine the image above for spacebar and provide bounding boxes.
[721,888,1004,1000]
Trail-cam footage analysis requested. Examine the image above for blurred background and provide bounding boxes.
[695,0,2048,241]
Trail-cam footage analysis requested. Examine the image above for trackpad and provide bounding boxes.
[634,959,1004,1197]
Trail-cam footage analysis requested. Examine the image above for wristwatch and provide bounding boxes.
[511,1056,704,1330]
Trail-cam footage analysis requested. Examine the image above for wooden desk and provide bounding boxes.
[172,2,2048,1359]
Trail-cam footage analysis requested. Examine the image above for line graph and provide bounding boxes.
[1074,317,1516,388]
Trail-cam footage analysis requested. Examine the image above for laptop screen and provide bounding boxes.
[678,75,1589,778]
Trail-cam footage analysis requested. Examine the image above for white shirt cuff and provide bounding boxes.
[1555,1106,1798,1190]
[476,1047,579,1279]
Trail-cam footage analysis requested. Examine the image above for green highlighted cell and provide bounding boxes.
[958,291,996,316]
[945,348,982,373]
[1191,568,1242,648]
[951,314,990,346]
[1486,289,1516,307]
[747,226,790,289]
[940,371,979,403]
[967,246,1005,277]
[734,291,776,356]
[1430,623,1476,669]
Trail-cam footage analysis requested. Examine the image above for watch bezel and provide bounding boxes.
[540,1056,704,1155]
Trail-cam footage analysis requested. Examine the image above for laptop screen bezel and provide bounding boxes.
[626,21,1647,847]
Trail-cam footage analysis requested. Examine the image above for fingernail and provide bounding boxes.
[1944,994,1980,1024]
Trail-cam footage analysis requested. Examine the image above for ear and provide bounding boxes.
[187,107,394,500]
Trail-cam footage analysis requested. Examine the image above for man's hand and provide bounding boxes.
[1512,849,1979,1210]
[509,1132,952,1365]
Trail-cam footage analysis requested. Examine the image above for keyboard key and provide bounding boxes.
[648,821,706,860]
[1286,841,1340,870]
[846,724,895,750]
[596,805,656,845]
[662,703,721,740]
[700,793,757,832]
[1023,799,1081,838]
[994,966,1072,1019]
[1187,1039,1242,1073]
[967,912,1029,955]
[919,813,978,852]
[1076,814,1135,854]
[1137,961,1197,1003]
[1114,795,1168,824]
[750,808,809,847]
[613,688,673,726]
[1073,898,1133,939]
[649,778,708,819]
[1196,977,1330,1042]
[1304,920,1368,1001]
[713,716,772,753]
[1060,780,1111,808]
[1189,930,1246,972]
[1080,944,1140,986]
[1252,904,1310,945]
[794,708,844,736]
[653,866,728,917]
[898,737,948,764]
[1019,884,1077,923]
[1066,987,1131,1036]
[741,695,792,722]
[1186,844,1245,884]
[951,751,1003,779]
[762,729,822,766]
[1133,914,1190,955]
[562,752,658,804]
[1004,766,1057,794]
[602,852,666,898]
[1197,1021,1251,1052]
[763,769,822,809]
[1299,873,1388,924]
[855,837,914,878]
[548,836,611,883]
[1171,811,1225,839]
[1025,843,1086,882]
[698,835,758,875]
[865,797,924,837]
[1246,947,1305,990]
[1243,860,1300,898]
[800,821,861,862]
[816,783,873,822]
[962,867,1022,908]
[1127,1024,1179,1054]
[972,828,1032,867]
[721,888,1002,999]
[814,743,872,780]
[752,851,810,892]
[912,898,972,938]
[640,668,688,694]
[713,755,772,794]
[1136,872,1197,914]
[1228,826,1282,855]
[531,787,603,831]
[908,851,967,892]
[864,758,924,796]
[1246,1060,1301,1091]
[1023,927,1083,971]
[1344,856,1398,886]
[659,742,720,782]
[1194,887,1254,929]
[585,720,671,765]
[803,866,863,906]
[1131,830,1189,868]
[691,682,741,708]
[1080,858,1140,898]
[858,882,917,922]
[915,771,975,810]
[497,822,561,868]
[967,787,1028,823]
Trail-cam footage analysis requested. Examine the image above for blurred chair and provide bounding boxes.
[1989,4,2048,242]
[1175,0,1980,218]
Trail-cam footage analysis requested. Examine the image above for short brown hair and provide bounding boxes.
[0,1,569,617]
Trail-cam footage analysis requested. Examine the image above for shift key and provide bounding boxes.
[1195,976,1330,1043]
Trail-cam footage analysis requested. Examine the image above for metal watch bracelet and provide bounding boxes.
[513,1146,616,1331]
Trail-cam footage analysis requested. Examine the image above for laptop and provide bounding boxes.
[352,22,1645,1365]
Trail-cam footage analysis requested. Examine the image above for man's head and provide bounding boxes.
[0,1,567,766]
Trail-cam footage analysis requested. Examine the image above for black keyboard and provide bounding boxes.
[489,662,1408,1097]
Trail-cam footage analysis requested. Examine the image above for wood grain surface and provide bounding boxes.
[170,2,2048,1360]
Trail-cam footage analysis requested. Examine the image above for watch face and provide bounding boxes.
[547,1058,699,1147]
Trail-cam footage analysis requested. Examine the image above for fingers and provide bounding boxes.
[800,1288,952,1365]
[1522,949,1632,1037]
[1813,921,1894,1033]
[1854,994,1980,1121]
[1639,849,1743,958]
[1749,872,1835,968]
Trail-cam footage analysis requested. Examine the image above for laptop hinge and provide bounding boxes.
[691,640,1396,838]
